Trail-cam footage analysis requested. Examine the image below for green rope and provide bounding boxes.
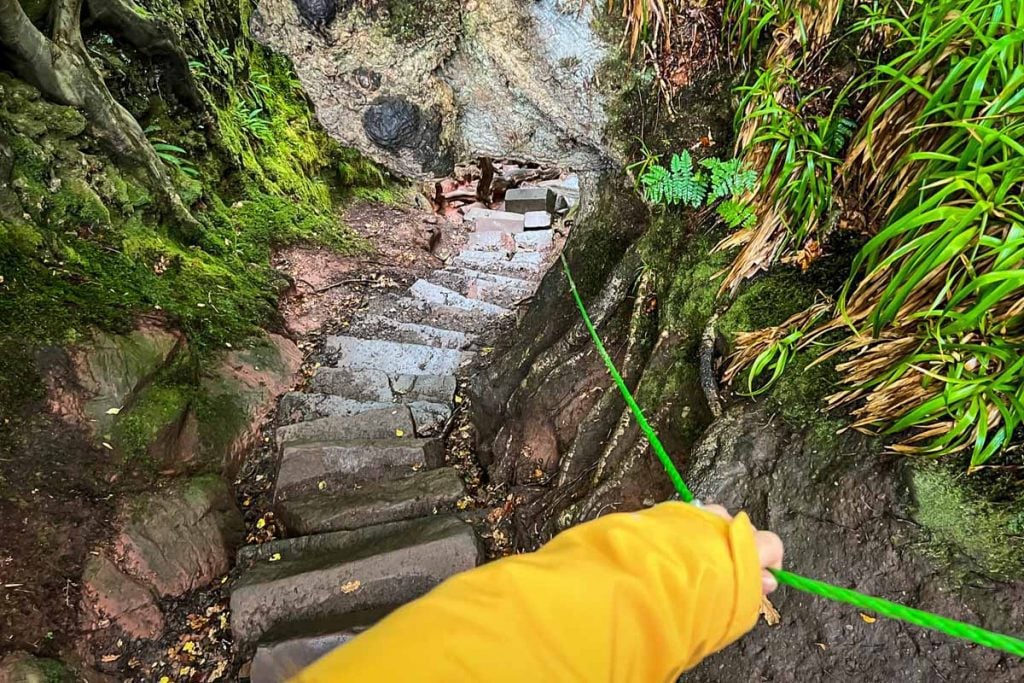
[560,253,1024,658]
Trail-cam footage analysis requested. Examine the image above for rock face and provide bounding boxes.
[80,556,165,640]
[685,405,1024,682]
[114,475,245,597]
[250,0,613,177]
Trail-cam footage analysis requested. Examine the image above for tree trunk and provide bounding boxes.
[0,0,198,235]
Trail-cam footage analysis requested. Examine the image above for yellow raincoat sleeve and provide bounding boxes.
[292,502,762,683]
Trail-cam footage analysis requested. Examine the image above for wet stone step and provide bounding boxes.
[365,294,507,333]
[309,368,457,406]
[409,279,509,316]
[251,631,365,683]
[452,250,546,280]
[274,437,445,498]
[277,393,450,436]
[231,514,480,647]
[466,229,554,253]
[342,315,471,350]
[276,406,415,448]
[326,335,466,376]
[425,268,534,308]
[275,467,467,535]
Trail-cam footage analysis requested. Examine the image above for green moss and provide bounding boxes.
[110,382,192,461]
[912,463,1024,582]
[384,0,460,43]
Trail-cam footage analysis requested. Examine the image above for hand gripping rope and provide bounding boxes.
[561,254,1024,657]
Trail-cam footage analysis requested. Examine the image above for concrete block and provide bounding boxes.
[505,187,555,214]
[523,211,552,230]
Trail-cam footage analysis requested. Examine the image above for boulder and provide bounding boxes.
[47,322,181,435]
[250,0,613,177]
[79,555,164,640]
[114,475,244,597]
[0,652,112,683]
[197,333,302,473]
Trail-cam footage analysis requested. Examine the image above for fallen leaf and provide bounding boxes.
[759,596,781,626]
[105,407,121,415]
[340,580,362,594]
[102,442,113,450]
[395,429,405,437]
[269,553,282,562]
[209,659,228,680]
[454,395,463,404]
[256,517,266,530]
[182,641,197,654]
[317,481,327,491]
[100,654,120,663]
[859,613,877,624]
[159,677,171,683]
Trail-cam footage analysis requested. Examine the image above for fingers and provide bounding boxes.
[700,502,784,595]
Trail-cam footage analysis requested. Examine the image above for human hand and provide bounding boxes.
[701,503,784,595]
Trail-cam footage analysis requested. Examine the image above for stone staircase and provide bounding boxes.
[230,217,560,681]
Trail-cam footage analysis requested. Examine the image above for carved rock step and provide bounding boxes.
[231,514,480,647]
[276,406,414,448]
[251,630,367,683]
[425,268,535,308]
[466,229,554,253]
[342,315,471,350]
[277,393,450,436]
[309,368,457,406]
[363,294,507,333]
[276,467,466,535]
[326,335,467,376]
[452,250,546,280]
[274,437,445,498]
[409,279,509,316]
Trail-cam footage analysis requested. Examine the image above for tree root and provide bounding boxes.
[700,312,723,418]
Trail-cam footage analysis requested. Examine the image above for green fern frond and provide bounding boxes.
[717,199,757,229]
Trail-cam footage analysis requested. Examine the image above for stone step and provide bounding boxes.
[364,294,507,333]
[276,467,466,535]
[326,335,466,376]
[463,207,525,233]
[409,279,509,316]
[274,437,445,498]
[231,514,480,647]
[466,230,554,253]
[342,315,471,350]
[251,630,368,683]
[277,393,450,436]
[452,250,546,280]
[309,368,457,406]
[425,268,534,309]
[276,406,414,448]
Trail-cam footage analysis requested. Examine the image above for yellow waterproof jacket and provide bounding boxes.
[293,502,762,682]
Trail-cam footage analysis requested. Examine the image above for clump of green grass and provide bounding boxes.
[722,0,1024,469]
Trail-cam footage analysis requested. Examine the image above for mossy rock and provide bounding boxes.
[109,381,194,466]
[0,652,75,683]
[911,462,1024,582]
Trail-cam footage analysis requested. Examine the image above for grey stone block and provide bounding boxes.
[523,211,552,230]
[409,279,509,316]
[251,632,363,683]
[452,250,546,280]
[425,268,535,308]
[466,231,517,251]
[344,315,471,350]
[231,514,479,646]
[274,438,444,497]
[464,208,525,233]
[326,336,466,376]
[276,406,415,447]
[276,467,466,535]
[391,373,457,404]
[277,393,450,435]
[307,367,393,403]
[375,295,503,333]
[515,230,554,252]
[505,187,555,214]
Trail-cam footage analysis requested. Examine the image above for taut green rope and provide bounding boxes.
[560,253,1024,658]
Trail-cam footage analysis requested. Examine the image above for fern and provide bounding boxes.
[701,157,759,199]
[145,125,199,178]
[717,199,757,229]
[820,116,858,157]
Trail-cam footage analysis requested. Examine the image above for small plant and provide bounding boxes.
[145,125,199,178]
[232,101,272,142]
[639,151,759,227]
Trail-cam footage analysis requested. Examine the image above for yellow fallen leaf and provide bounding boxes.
[159,677,171,683]
[105,407,121,415]
[317,481,327,491]
[340,580,361,594]
[859,613,877,624]
[395,429,405,437]
[269,553,282,562]
[759,596,780,626]
[454,395,463,404]
[100,654,120,663]
[182,641,196,654]
[256,518,266,530]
